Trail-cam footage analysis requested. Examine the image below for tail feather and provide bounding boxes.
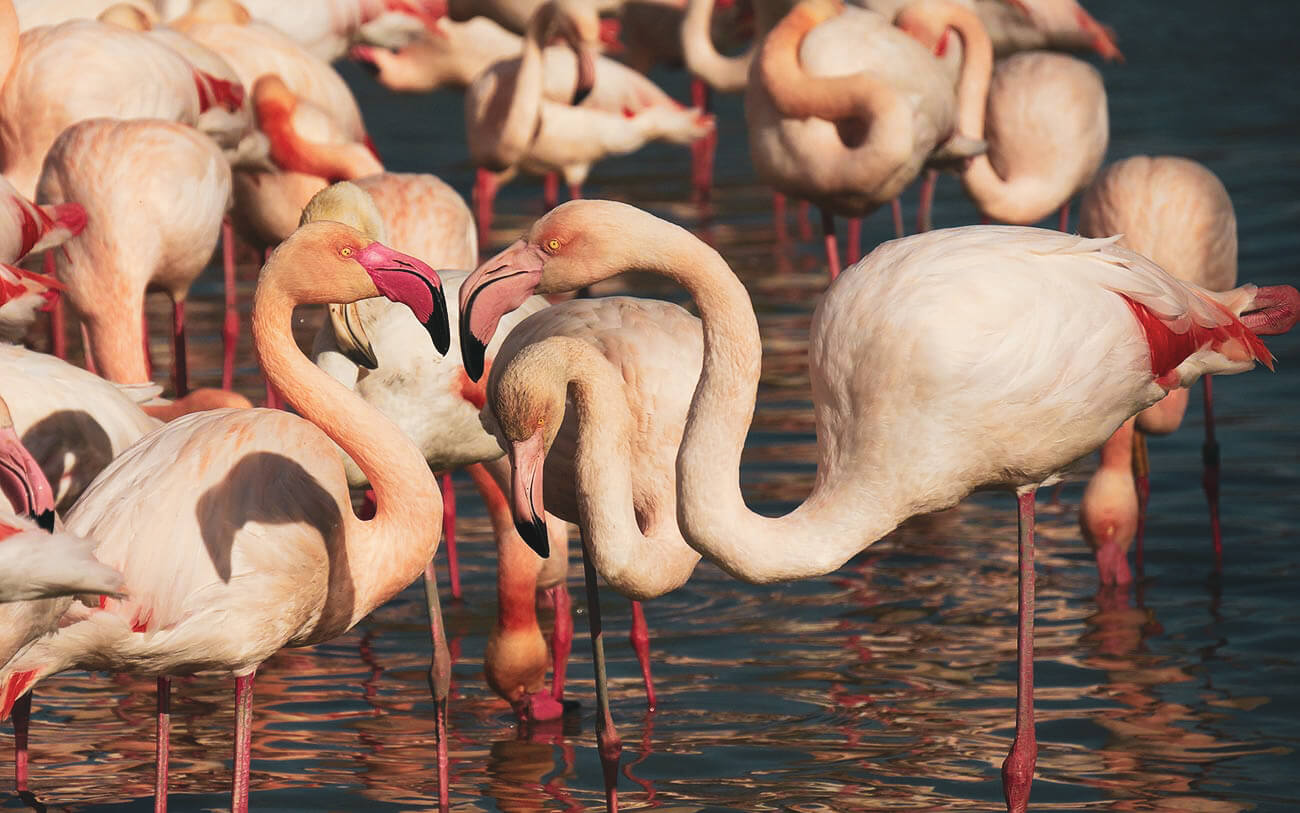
[28,202,87,256]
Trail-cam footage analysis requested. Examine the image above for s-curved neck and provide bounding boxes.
[681,0,753,93]
[252,256,440,625]
[476,9,552,168]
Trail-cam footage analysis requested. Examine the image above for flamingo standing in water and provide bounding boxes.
[457,200,1299,813]
[0,220,452,812]
[1079,156,1244,583]
[746,0,987,278]
[37,117,251,414]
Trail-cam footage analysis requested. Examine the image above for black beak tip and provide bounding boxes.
[35,509,54,533]
[426,287,451,356]
[572,85,592,107]
[515,517,550,558]
[460,319,487,382]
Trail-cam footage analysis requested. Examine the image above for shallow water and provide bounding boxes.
[9,0,1300,810]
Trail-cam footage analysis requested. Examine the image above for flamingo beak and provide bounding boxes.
[0,425,55,529]
[509,430,549,558]
[328,302,379,370]
[458,239,546,382]
[572,43,596,106]
[1073,7,1123,62]
[1241,284,1300,336]
[353,242,450,355]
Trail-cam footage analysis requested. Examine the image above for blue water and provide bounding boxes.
[10,0,1300,810]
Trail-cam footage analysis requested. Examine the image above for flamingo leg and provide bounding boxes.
[231,671,255,813]
[156,676,170,813]
[544,173,560,211]
[423,561,452,813]
[820,209,841,281]
[891,198,904,239]
[1001,488,1038,813]
[916,169,938,233]
[45,252,66,360]
[772,193,788,245]
[797,200,812,241]
[474,169,497,254]
[847,218,862,266]
[171,299,188,398]
[1201,375,1221,570]
[549,582,573,702]
[221,218,238,391]
[629,601,656,712]
[581,535,622,812]
[440,473,461,601]
[1057,201,1071,232]
[1132,431,1150,580]
[690,80,715,203]
[13,691,30,792]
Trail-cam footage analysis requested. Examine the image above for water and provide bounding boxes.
[13,0,1300,809]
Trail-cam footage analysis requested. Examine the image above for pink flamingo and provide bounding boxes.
[457,200,1299,813]
[37,117,251,414]
[0,219,452,812]
[350,16,521,93]
[896,6,1107,230]
[223,0,447,62]
[862,0,1121,59]
[1079,156,1244,583]
[747,0,987,278]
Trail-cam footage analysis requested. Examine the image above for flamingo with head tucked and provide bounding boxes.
[457,200,1300,813]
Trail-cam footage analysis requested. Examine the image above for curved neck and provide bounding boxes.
[259,101,383,183]
[468,462,540,631]
[252,263,440,622]
[1098,417,1134,471]
[681,0,753,93]
[943,4,993,143]
[478,12,549,168]
[0,0,14,92]
[757,2,914,184]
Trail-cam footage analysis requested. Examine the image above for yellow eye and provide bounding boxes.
[340,246,353,257]
[536,417,545,428]
[545,238,560,253]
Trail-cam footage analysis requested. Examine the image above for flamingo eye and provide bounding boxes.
[545,238,560,253]
[340,246,353,258]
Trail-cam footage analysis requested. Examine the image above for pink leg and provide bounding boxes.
[797,200,812,241]
[45,253,66,360]
[231,671,255,813]
[1002,489,1038,813]
[221,219,238,391]
[1057,201,1071,232]
[891,198,904,239]
[171,299,188,398]
[549,583,573,702]
[820,208,841,281]
[689,80,715,202]
[847,218,862,266]
[440,473,461,601]
[80,322,97,375]
[916,169,938,233]
[772,193,788,245]
[629,601,656,712]
[473,169,497,254]
[156,676,170,813]
[581,536,622,812]
[422,561,452,813]
[544,173,559,211]
[1132,432,1150,580]
[1201,375,1221,570]
[13,691,30,792]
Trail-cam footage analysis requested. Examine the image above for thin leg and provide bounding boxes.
[231,671,255,813]
[629,602,656,712]
[548,583,573,701]
[847,218,861,266]
[13,691,30,792]
[474,169,497,253]
[171,299,188,398]
[156,677,170,813]
[45,253,66,360]
[221,219,238,391]
[1132,432,1150,580]
[581,536,623,812]
[1057,201,1071,232]
[772,193,788,245]
[797,200,812,241]
[79,322,97,375]
[820,208,841,281]
[440,473,461,601]
[1002,489,1038,813]
[916,169,938,233]
[1202,375,1221,570]
[891,198,904,239]
[423,561,452,813]
[544,173,559,211]
[689,80,715,202]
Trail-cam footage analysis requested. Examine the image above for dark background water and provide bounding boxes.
[9,0,1300,810]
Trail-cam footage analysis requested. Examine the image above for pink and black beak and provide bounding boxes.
[0,425,55,532]
[509,431,549,557]
[572,42,596,106]
[1241,285,1300,336]
[355,241,450,354]
[458,239,547,381]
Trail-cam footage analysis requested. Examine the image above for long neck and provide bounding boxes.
[757,2,914,185]
[468,461,540,631]
[681,0,753,93]
[0,0,15,92]
[477,12,548,168]
[553,338,699,600]
[252,272,440,624]
[1097,416,1134,472]
[261,103,383,183]
[609,216,900,583]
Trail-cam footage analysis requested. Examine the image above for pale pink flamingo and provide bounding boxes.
[350,16,521,93]
[12,0,158,31]
[465,0,711,248]
[1079,156,1243,583]
[37,118,252,416]
[457,200,1299,813]
[746,0,987,278]
[0,219,452,812]
[214,0,447,63]
[896,6,1107,229]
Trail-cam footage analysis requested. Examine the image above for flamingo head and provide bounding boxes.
[484,624,565,722]
[893,0,952,55]
[0,400,55,530]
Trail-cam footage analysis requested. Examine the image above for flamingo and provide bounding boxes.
[746,0,987,278]
[37,118,251,415]
[12,0,158,30]
[465,0,711,248]
[859,0,1121,59]
[214,0,448,63]
[0,219,452,812]
[1078,156,1243,583]
[896,6,1107,230]
[350,16,521,93]
[0,176,85,346]
[456,199,1299,813]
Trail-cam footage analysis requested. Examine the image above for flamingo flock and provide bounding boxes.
[0,0,1293,812]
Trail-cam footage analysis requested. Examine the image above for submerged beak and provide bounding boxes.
[509,431,549,558]
[458,239,547,382]
[328,302,379,369]
[353,242,450,355]
[0,425,55,526]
